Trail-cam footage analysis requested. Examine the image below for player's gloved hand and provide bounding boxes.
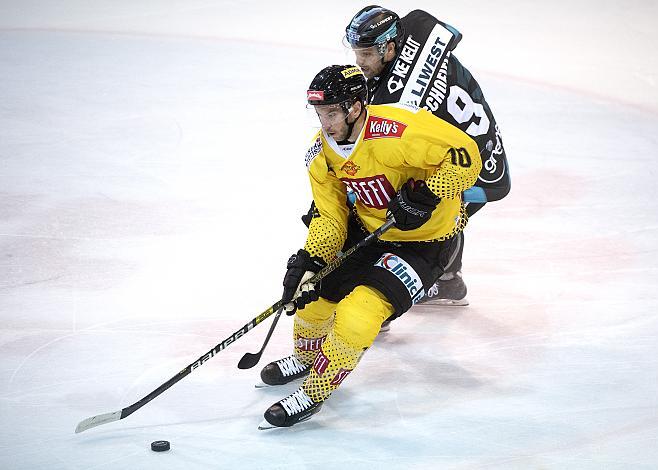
[282,249,326,315]
[387,179,441,231]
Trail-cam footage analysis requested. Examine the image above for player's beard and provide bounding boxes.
[327,120,350,142]
[334,124,350,142]
[358,56,386,80]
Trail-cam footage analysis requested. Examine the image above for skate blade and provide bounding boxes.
[254,375,308,389]
[257,412,316,430]
[258,419,277,430]
[419,297,469,307]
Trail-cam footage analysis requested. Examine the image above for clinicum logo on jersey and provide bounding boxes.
[363,116,407,140]
[374,253,425,304]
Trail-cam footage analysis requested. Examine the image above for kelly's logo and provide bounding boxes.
[363,116,407,140]
[341,160,360,176]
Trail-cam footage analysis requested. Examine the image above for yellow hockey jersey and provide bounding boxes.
[304,103,481,263]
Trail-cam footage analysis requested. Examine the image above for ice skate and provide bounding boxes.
[416,271,468,306]
[378,320,391,333]
[258,388,322,429]
[257,354,310,388]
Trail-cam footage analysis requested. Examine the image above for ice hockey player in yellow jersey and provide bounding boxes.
[258,65,481,429]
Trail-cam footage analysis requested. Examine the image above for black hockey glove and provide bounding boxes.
[386,179,441,231]
[282,249,326,315]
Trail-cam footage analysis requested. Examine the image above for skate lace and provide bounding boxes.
[427,283,439,297]
[280,389,315,416]
[276,355,307,377]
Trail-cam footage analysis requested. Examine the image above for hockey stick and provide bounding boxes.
[238,217,395,369]
[75,218,395,434]
[237,217,395,370]
[237,307,285,370]
[74,300,283,434]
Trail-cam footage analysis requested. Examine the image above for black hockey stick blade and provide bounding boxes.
[237,352,260,370]
[237,307,285,369]
[235,217,396,371]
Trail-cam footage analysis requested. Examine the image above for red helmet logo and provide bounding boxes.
[307,90,325,101]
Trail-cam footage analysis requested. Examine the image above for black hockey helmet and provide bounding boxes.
[344,5,404,51]
[307,65,367,108]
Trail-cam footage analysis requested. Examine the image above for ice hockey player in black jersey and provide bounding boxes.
[344,5,511,310]
[259,65,481,428]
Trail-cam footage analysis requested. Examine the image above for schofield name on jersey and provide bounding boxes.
[363,116,407,140]
[374,253,425,304]
[340,174,395,210]
[387,35,422,94]
[399,23,454,111]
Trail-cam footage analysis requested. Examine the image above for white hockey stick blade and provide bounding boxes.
[75,410,122,433]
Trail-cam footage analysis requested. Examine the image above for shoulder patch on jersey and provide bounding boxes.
[305,136,322,169]
[478,124,506,184]
[363,115,408,140]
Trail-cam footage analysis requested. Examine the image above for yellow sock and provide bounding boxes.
[302,285,393,402]
[293,296,336,366]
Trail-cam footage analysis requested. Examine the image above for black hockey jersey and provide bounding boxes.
[367,10,510,206]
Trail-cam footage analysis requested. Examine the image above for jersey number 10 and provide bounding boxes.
[448,147,472,168]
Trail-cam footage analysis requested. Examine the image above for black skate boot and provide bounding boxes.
[259,354,310,386]
[416,271,468,306]
[258,388,322,429]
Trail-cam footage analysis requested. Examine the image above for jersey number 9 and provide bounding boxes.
[447,85,490,137]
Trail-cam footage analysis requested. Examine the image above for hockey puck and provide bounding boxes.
[150,440,170,452]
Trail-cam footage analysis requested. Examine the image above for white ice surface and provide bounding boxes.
[1,1,657,469]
